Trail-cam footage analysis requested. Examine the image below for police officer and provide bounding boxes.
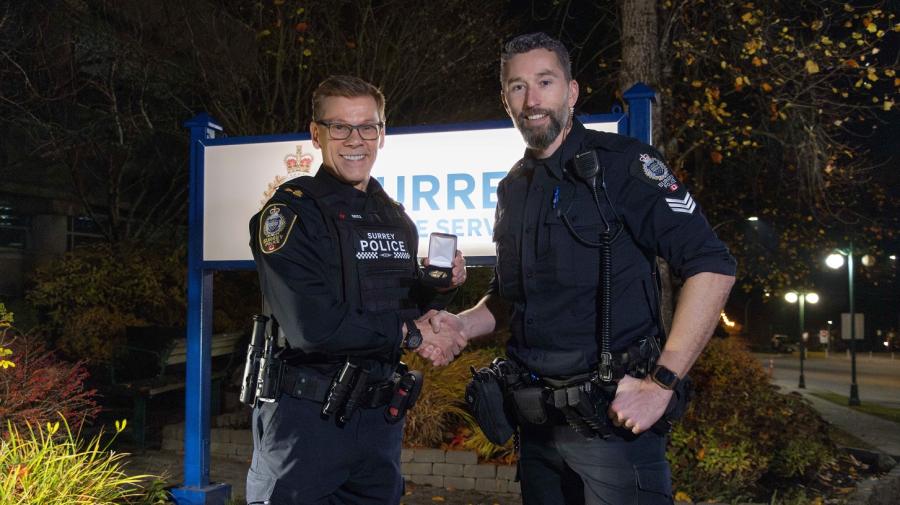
[246,75,467,505]
[422,33,736,504]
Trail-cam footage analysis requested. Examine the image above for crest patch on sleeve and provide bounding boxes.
[258,204,297,254]
[629,153,681,193]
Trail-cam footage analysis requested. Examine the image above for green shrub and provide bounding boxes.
[0,416,168,505]
[27,242,187,363]
[668,338,835,500]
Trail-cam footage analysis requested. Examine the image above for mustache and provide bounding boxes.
[518,108,553,123]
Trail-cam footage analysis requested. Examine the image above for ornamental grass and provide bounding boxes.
[0,416,167,505]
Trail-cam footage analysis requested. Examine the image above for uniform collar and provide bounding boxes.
[523,119,587,180]
[314,166,385,211]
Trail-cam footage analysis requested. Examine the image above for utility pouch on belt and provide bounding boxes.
[465,361,517,446]
[384,369,423,424]
[511,387,548,425]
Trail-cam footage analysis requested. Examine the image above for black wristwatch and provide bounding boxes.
[402,319,423,350]
[649,365,680,390]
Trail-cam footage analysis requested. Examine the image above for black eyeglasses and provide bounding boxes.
[315,120,384,140]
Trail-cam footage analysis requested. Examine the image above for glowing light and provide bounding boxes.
[805,292,820,304]
[785,292,799,303]
[826,253,845,269]
[747,216,759,221]
[720,311,736,327]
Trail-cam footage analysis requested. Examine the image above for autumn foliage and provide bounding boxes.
[0,306,99,436]
[668,338,835,499]
[663,0,898,293]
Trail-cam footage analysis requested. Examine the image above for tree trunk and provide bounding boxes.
[618,0,675,332]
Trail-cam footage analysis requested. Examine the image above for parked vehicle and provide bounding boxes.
[771,334,795,353]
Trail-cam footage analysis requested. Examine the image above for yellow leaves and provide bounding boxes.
[741,12,754,23]
[844,59,860,68]
[884,99,894,112]
[863,17,877,33]
[0,345,13,369]
[811,20,824,31]
[751,56,763,67]
[430,497,445,502]
[734,76,750,91]
[744,38,762,55]
[303,48,312,57]
[805,60,820,74]
[843,3,854,12]
[115,419,128,433]
[895,77,900,87]
[820,36,833,45]
[852,32,862,40]
[256,29,271,39]
[866,67,879,82]
[886,68,896,77]
[761,82,773,92]
[45,421,60,436]
[691,80,703,88]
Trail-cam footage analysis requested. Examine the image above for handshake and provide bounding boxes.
[411,309,468,366]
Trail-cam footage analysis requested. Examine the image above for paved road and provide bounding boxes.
[758,352,900,408]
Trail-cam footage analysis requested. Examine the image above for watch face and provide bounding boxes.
[652,366,678,389]
[407,332,422,350]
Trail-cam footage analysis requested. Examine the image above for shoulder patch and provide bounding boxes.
[628,152,681,193]
[258,203,298,254]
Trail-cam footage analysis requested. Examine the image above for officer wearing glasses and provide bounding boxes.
[246,75,467,504]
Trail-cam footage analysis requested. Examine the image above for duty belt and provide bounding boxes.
[279,364,394,408]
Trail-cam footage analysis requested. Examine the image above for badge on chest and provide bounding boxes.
[355,229,411,261]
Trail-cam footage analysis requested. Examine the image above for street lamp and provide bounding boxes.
[826,243,861,406]
[785,290,818,389]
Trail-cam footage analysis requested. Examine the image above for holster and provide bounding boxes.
[465,360,518,446]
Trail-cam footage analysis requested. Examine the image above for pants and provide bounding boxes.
[518,422,673,505]
[246,394,404,505]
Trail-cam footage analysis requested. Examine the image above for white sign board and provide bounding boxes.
[841,313,865,340]
[202,120,619,262]
[818,329,829,344]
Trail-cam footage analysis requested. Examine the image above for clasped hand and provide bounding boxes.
[411,309,467,366]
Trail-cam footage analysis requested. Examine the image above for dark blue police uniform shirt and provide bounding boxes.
[249,168,452,378]
[488,120,736,377]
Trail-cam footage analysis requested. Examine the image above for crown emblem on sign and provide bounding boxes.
[284,146,314,175]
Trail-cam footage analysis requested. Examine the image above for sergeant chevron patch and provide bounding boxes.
[665,193,696,214]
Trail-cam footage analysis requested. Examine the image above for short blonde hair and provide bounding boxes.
[312,75,386,122]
